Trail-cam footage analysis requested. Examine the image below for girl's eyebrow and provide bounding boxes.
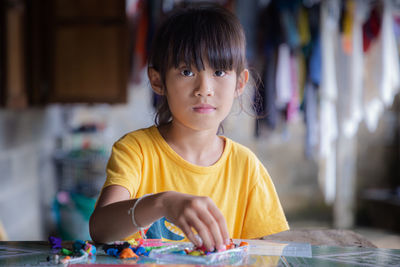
[177,65,194,71]
[177,63,191,68]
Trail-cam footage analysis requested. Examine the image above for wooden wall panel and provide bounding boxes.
[55,0,124,19]
[25,0,128,105]
[52,25,127,102]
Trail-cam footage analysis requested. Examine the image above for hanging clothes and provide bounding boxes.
[340,0,367,138]
[362,3,384,133]
[298,6,312,47]
[129,0,159,85]
[380,0,400,108]
[319,0,340,204]
[303,36,321,159]
[301,4,321,159]
[275,43,292,109]
[340,0,355,54]
[286,54,300,121]
[255,1,283,133]
[281,10,301,49]
[304,81,319,158]
[363,0,400,132]
[362,5,381,52]
[129,0,149,84]
[309,36,321,86]
[255,0,320,135]
[307,4,322,87]
[262,50,279,130]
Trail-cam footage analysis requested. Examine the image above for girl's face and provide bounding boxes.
[151,61,248,133]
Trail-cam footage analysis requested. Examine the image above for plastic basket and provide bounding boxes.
[53,192,96,240]
[54,148,107,197]
[149,243,249,265]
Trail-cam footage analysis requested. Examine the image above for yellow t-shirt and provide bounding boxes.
[103,126,289,241]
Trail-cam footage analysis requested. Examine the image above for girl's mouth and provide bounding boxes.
[193,104,216,113]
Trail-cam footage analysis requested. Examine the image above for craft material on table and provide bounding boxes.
[102,241,150,259]
[246,239,312,257]
[47,237,97,265]
[148,239,249,265]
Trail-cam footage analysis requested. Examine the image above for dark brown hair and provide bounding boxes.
[148,4,247,127]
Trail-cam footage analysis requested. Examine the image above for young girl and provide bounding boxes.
[89,5,289,252]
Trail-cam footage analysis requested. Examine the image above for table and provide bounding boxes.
[261,229,377,248]
[0,231,399,266]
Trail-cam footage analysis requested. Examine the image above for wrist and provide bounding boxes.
[156,191,175,217]
[128,194,153,230]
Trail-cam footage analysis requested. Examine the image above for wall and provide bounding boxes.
[0,109,58,240]
[356,97,400,231]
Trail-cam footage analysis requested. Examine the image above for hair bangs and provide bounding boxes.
[165,7,245,73]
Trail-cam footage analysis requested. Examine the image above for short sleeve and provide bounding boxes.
[241,162,289,239]
[102,137,143,198]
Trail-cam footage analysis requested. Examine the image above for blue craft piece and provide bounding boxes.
[106,248,120,257]
[171,250,186,255]
[48,236,62,249]
[73,240,86,252]
[135,246,147,256]
[89,244,97,255]
[144,251,150,256]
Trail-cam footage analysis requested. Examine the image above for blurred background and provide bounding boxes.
[0,0,399,248]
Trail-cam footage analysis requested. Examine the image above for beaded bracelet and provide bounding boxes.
[128,193,153,238]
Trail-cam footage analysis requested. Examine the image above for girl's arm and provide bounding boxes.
[89,185,164,243]
[89,185,229,251]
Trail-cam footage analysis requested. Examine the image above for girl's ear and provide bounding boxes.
[235,69,249,97]
[148,68,164,95]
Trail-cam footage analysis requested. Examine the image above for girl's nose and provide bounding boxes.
[195,88,214,97]
[194,75,215,97]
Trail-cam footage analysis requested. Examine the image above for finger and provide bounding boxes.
[186,211,214,251]
[197,208,224,251]
[207,202,230,246]
[178,219,201,247]
[200,203,229,250]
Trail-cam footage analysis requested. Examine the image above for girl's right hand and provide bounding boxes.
[161,191,230,252]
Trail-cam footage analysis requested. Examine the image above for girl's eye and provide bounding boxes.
[181,69,194,77]
[214,70,226,77]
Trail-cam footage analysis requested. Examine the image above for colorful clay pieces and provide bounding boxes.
[119,248,139,259]
[102,238,248,260]
[102,240,158,259]
[47,237,96,265]
[48,236,62,250]
[185,239,248,256]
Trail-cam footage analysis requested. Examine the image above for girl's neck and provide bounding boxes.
[158,123,225,167]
